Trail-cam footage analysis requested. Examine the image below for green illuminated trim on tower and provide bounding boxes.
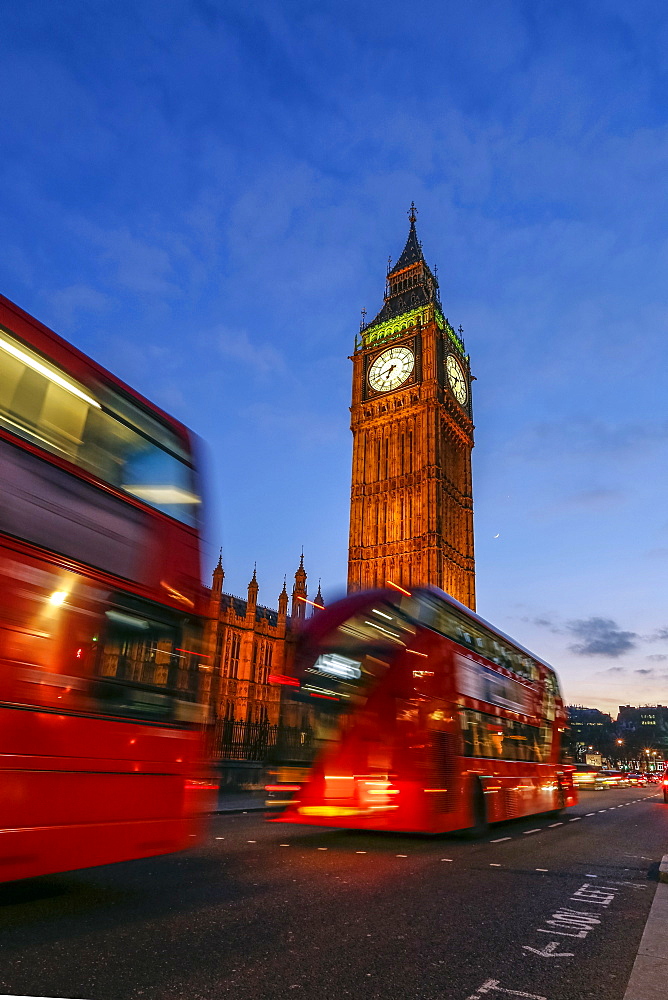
[435,308,467,356]
[359,305,429,349]
[356,304,466,357]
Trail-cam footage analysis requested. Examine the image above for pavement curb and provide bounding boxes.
[659,857,668,883]
[622,855,668,1000]
[212,805,266,815]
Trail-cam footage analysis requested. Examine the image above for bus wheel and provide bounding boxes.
[557,782,566,809]
[465,780,488,838]
[546,783,565,817]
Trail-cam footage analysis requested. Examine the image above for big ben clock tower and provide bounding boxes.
[347,205,476,609]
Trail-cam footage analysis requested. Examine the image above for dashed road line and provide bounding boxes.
[222,793,653,861]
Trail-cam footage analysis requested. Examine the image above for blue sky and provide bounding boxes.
[3,0,668,714]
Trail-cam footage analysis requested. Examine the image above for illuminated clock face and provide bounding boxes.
[446,355,468,406]
[368,346,415,392]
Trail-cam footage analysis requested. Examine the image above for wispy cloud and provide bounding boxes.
[530,613,638,657]
[567,617,637,657]
[215,325,285,377]
[49,284,112,327]
[508,419,668,464]
[562,488,626,509]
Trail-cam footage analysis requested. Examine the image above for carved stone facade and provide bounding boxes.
[206,554,323,724]
[347,208,476,608]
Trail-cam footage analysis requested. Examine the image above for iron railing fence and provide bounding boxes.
[211,719,315,762]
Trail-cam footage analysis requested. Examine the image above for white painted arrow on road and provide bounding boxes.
[522,941,575,958]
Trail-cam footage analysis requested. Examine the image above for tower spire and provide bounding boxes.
[389,203,424,274]
[247,563,259,611]
[291,552,307,621]
[313,579,324,614]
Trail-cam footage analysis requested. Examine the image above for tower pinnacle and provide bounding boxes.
[291,552,307,620]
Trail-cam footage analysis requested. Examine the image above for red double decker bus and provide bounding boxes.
[268,586,576,833]
[0,294,214,882]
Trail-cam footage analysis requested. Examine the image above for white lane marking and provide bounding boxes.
[317,847,328,851]
[598,809,607,813]
[466,978,548,998]
[247,840,257,843]
[215,837,225,840]
[396,854,408,858]
[571,883,618,906]
[356,851,367,854]
[279,844,290,847]
[441,858,454,862]
[585,812,595,816]
[535,869,548,872]
[605,880,647,889]
[524,828,542,835]
[548,822,563,828]
[490,863,501,867]
[569,817,582,822]
[491,837,512,842]
[522,879,623,961]
[538,906,602,938]
[523,941,574,958]
[585,874,598,877]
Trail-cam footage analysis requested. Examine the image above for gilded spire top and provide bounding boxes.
[388,204,424,275]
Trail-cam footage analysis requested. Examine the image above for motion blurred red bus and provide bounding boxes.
[0,294,214,882]
[267,586,576,833]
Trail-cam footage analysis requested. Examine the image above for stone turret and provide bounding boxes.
[291,552,307,620]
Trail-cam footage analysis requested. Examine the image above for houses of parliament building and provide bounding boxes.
[207,206,475,725]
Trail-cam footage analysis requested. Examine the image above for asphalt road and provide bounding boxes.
[1,787,666,1000]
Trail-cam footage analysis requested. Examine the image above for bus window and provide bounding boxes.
[460,710,552,763]
[0,326,201,526]
[92,597,201,723]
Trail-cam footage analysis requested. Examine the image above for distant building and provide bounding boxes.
[205,553,323,725]
[567,706,615,759]
[617,705,668,758]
